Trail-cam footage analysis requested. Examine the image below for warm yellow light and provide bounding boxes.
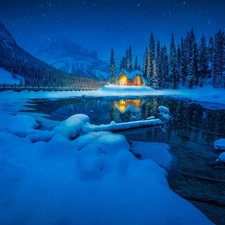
[119,75,127,86]
[132,99,141,108]
[117,100,126,112]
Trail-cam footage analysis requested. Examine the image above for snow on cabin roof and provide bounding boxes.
[118,69,143,80]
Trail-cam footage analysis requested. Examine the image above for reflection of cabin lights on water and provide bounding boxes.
[132,99,142,108]
[117,99,142,112]
[118,100,126,112]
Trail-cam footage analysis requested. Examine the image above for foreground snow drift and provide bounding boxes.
[0,113,214,225]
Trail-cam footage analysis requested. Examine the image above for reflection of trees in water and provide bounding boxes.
[27,97,225,146]
[142,97,225,146]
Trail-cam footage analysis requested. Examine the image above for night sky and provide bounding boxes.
[1,0,225,64]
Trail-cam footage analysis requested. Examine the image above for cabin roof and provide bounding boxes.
[118,69,143,80]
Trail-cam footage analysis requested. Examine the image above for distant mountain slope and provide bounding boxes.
[0,22,103,86]
[35,39,110,80]
[0,22,59,84]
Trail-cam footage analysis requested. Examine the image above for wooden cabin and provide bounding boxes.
[117,69,147,86]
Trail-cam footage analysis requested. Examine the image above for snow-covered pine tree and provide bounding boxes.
[169,33,179,89]
[147,33,155,85]
[186,29,198,88]
[110,48,116,84]
[180,37,188,87]
[207,36,214,76]
[120,57,126,71]
[126,46,132,71]
[142,48,148,77]
[161,45,169,88]
[212,30,225,88]
[177,43,181,86]
[153,40,161,89]
[134,55,138,70]
[137,64,141,71]
[198,33,208,87]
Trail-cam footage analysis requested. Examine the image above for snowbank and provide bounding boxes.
[0,67,23,84]
[214,139,225,151]
[0,112,214,225]
[219,152,225,162]
[83,118,163,133]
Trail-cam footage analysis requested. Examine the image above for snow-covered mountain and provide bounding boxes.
[35,39,110,80]
[0,22,103,86]
[0,22,65,85]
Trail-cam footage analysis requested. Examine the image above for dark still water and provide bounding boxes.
[22,96,225,225]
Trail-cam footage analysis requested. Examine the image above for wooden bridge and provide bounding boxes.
[0,84,102,92]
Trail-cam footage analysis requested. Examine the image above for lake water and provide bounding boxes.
[22,96,225,225]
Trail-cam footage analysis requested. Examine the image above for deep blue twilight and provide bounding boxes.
[1,0,225,62]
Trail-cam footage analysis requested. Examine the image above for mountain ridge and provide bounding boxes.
[35,38,110,80]
[0,22,105,86]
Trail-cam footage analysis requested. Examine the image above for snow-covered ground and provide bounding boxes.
[1,85,222,224]
[0,113,214,225]
[0,67,23,85]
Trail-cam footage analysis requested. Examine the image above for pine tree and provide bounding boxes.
[207,36,214,75]
[153,40,161,89]
[134,55,138,70]
[142,48,148,77]
[147,33,155,84]
[110,48,116,84]
[161,45,169,88]
[212,30,224,88]
[180,38,188,87]
[120,57,126,70]
[169,33,179,89]
[186,29,198,88]
[198,33,208,87]
[177,43,181,85]
[126,45,132,71]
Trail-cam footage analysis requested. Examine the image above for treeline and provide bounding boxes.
[111,28,225,89]
[0,38,104,87]
[1,57,104,87]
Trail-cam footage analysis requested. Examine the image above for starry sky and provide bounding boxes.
[1,0,225,64]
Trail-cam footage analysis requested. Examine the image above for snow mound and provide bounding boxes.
[75,132,130,180]
[219,152,225,162]
[53,113,89,139]
[214,139,225,151]
[0,112,215,225]
[158,105,170,114]
[158,105,171,121]
[0,113,39,137]
[130,141,172,170]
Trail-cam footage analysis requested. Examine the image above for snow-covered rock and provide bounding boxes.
[53,113,89,139]
[219,152,225,162]
[158,105,171,121]
[214,139,225,151]
[158,105,170,114]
